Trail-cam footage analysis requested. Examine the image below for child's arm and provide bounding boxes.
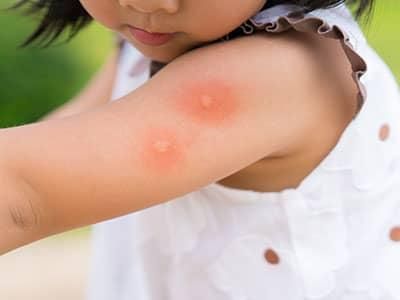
[39,49,119,121]
[0,49,119,254]
[0,32,351,254]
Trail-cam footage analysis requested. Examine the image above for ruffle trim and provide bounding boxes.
[222,4,367,117]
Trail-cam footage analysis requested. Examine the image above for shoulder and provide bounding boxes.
[164,30,359,155]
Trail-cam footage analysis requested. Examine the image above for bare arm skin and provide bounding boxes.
[0,49,120,254]
[0,31,356,254]
[39,48,119,121]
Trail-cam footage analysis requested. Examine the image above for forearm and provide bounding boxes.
[0,111,129,243]
[0,51,118,252]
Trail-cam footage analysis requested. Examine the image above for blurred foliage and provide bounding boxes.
[360,0,400,81]
[0,0,113,127]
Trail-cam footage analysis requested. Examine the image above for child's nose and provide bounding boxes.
[119,0,180,14]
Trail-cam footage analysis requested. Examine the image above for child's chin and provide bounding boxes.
[129,35,201,63]
[135,46,182,64]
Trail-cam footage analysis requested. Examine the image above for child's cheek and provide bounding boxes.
[173,79,240,127]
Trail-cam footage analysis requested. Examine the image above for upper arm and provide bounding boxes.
[7,31,349,236]
[40,48,119,121]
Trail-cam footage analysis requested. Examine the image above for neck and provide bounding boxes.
[150,60,167,77]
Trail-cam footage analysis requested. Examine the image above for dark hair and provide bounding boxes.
[10,0,375,47]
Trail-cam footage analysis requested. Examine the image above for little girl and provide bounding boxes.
[4,0,400,299]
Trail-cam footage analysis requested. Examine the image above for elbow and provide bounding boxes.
[5,172,45,233]
[8,198,41,232]
[0,172,46,255]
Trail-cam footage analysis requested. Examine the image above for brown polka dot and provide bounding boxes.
[390,226,400,242]
[379,123,390,141]
[264,248,280,265]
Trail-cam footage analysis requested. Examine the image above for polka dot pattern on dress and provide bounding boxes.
[390,226,400,242]
[379,123,390,141]
[264,248,280,265]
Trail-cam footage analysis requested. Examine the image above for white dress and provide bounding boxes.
[86,3,400,300]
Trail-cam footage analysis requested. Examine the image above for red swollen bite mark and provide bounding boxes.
[173,79,239,127]
[138,127,185,173]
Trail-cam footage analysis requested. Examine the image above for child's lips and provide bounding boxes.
[128,26,176,46]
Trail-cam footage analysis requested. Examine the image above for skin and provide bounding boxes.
[136,77,241,173]
[79,0,267,63]
[172,78,240,127]
[138,126,187,173]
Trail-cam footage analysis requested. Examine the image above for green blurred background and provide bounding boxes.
[0,0,114,128]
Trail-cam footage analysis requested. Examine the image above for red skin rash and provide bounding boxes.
[172,79,240,127]
[137,79,239,173]
[138,126,187,174]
